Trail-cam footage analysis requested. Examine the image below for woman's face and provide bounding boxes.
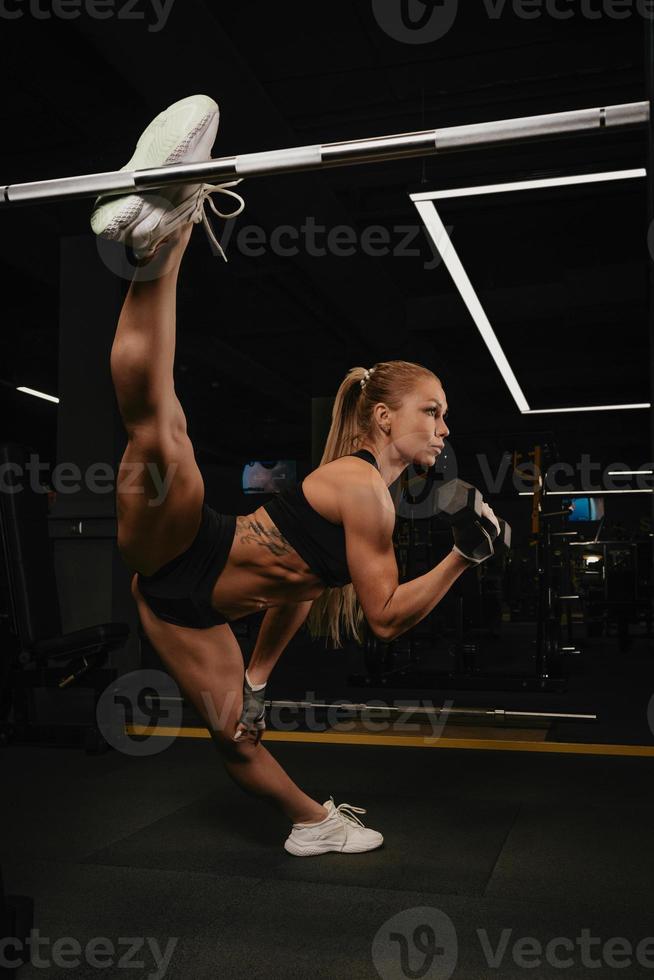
[387,376,450,468]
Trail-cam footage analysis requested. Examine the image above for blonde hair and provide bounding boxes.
[306,360,437,648]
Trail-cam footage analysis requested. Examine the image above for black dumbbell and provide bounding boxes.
[433,479,511,559]
[431,479,484,528]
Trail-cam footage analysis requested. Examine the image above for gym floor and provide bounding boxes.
[2,635,653,979]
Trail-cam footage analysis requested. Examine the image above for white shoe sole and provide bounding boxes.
[284,833,384,857]
[90,94,219,249]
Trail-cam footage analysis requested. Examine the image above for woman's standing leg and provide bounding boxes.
[133,589,328,826]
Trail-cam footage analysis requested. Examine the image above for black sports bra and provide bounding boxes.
[261,450,379,587]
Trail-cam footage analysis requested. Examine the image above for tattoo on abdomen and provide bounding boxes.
[236,517,292,557]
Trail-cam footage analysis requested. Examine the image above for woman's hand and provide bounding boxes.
[233,672,267,745]
[232,602,313,744]
[451,501,499,565]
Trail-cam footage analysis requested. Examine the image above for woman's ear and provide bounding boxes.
[373,402,391,435]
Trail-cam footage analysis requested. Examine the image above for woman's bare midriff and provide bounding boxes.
[129,456,385,628]
[208,504,327,621]
[209,456,388,621]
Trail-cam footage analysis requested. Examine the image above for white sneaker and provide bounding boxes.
[284,797,384,857]
[90,94,244,260]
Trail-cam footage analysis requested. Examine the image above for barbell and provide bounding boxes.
[0,102,647,207]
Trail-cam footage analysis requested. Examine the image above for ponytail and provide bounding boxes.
[306,367,368,648]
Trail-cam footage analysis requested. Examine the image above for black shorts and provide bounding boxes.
[136,504,237,629]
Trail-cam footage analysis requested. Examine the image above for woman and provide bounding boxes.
[93,95,499,857]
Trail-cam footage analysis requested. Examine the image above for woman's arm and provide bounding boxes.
[234,600,313,743]
[371,551,471,639]
[340,478,474,642]
[247,599,314,685]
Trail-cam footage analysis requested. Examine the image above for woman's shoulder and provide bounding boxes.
[303,454,393,527]
[312,453,383,484]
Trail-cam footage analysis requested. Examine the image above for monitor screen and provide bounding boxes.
[241,460,297,494]
[563,496,605,522]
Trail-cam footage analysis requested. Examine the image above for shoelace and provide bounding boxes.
[331,798,367,828]
[190,178,245,262]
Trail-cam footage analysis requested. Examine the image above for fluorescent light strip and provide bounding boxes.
[16,386,59,404]
[608,469,653,475]
[410,170,650,415]
[518,489,653,496]
[410,168,646,202]
[413,199,531,413]
[524,403,651,414]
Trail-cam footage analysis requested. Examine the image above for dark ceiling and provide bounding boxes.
[0,0,652,495]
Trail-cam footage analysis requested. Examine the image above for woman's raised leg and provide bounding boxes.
[111,225,204,574]
[113,225,328,828]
